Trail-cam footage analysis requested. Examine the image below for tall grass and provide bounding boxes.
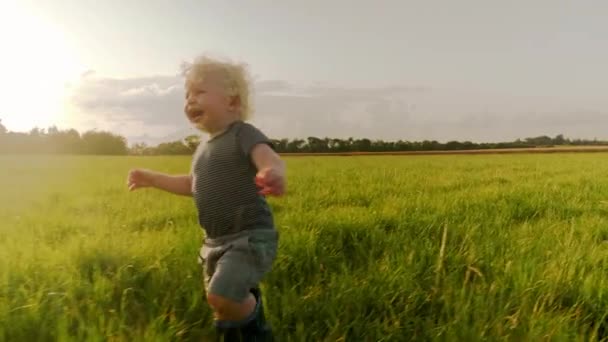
[1,154,608,341]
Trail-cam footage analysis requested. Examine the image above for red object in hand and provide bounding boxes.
[255,169,285,197]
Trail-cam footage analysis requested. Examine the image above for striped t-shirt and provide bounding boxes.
[190,120,275,238]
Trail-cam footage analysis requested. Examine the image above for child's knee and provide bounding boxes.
[207,293,228,313]
[207,292,256,319]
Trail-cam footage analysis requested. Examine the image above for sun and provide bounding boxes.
[0,2,85,132]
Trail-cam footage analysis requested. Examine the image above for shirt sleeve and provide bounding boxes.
[236,122,274,158]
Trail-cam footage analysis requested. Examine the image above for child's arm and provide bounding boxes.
[127,169,192,196]
[251,144,286,196]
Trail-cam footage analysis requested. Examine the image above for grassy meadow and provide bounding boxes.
[2,153,608,341]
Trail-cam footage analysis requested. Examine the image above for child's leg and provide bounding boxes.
[240,287,272,335]
[200,239,256,341]
[203,230,278,339]
[207,291,256,321]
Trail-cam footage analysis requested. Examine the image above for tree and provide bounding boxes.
[155,141,191,155]
[525,135,553,146]
[270,138,289,152]
[445,141,463,150]
[183,135,201,152]
[81,130,128,155]
[46,127,82,154]
[328,138,344,152]
[353,138,371,151]
[306,137,327,152]
[0,119,6,135]
[286,139,305,153]
[129,142,150,155]
[553,134,566,145]
[422,140,439,151]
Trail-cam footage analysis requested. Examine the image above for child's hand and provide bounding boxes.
[127,169,155,191]
[255,167,285,197]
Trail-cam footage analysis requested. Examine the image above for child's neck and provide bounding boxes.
[208,116,239,138]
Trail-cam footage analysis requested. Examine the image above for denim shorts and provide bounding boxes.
[198,228,278,302]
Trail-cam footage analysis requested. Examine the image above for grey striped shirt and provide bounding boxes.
[191,120,275,238]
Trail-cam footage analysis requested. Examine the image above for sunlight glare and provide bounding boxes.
[0,2,85,132]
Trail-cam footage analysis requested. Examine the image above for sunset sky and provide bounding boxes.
[1,0,607,144]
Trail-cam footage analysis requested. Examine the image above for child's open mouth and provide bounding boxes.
[189,110,204,121]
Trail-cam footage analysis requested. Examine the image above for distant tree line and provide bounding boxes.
[265,134,606,153]
[0,119,606,156]
[0,121,128,155]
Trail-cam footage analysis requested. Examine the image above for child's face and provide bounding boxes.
[184,77,235,133]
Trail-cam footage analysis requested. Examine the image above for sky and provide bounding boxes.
[1,0,607,144]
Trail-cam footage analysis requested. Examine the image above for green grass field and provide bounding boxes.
[2,154,608,341]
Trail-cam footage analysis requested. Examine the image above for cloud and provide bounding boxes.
[255,80,292,93]
[70,74,184,124]
[67,73,608,145]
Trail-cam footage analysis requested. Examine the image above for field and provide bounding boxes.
[2,153,608,341]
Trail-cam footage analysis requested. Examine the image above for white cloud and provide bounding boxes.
[67,73,608,145]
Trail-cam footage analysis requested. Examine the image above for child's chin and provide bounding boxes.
[192,121,209,132]
[188,117,206,130]
[194,122,208,133]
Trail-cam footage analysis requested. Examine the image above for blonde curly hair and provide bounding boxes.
[181,55,253,120]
